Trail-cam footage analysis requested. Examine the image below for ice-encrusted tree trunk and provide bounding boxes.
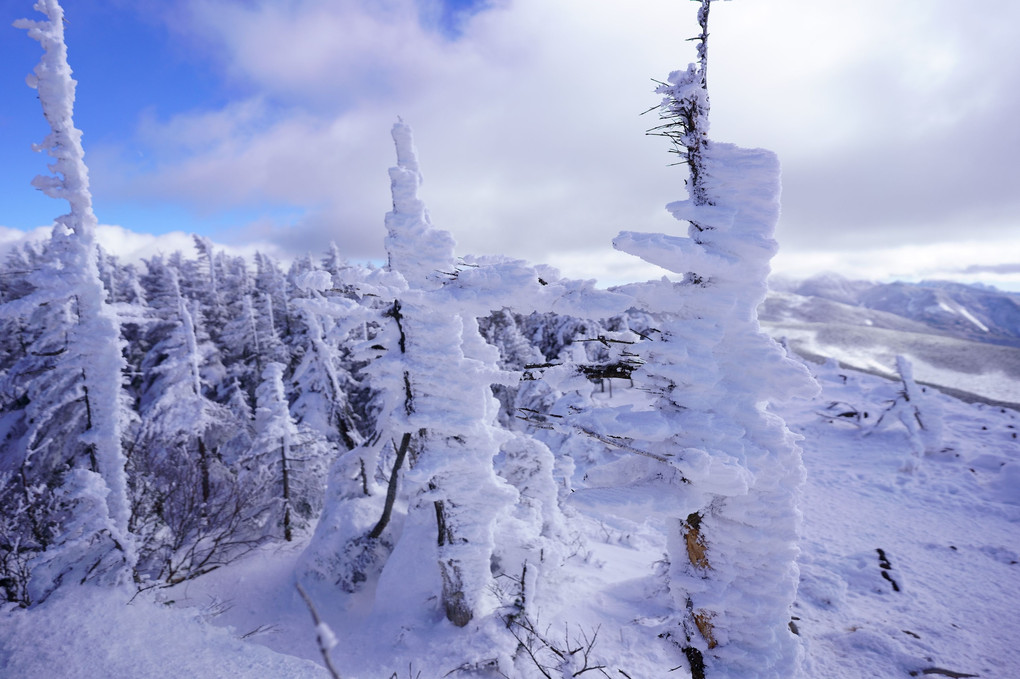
[871,355,943,472]
[241,362,330,542]
[362,122,518,626]
[9,0,136,596]
[288,281,361,452]
[301,122,627,630]
[610,2,817,676]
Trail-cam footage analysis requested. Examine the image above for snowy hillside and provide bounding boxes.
[770,274,1020,346]
[763,275,1020,407]
[2,358,1018,678]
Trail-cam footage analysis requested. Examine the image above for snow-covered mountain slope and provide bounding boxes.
[2,361,1017,679]
[763,276,1020,407]
[857,281,1020,346]
[770,274,1020,347]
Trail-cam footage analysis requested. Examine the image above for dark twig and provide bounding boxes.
[295,582,343,679]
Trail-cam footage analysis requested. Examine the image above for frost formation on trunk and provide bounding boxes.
[608,1,818,676]
[4,0,136,600]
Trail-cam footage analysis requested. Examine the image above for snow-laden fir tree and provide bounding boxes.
[301,122,629,636]
[254,251,295,343]
[219,292,266,404]
[379,122,646,629]
[303,123,517,627]
[0,0,136,603]
[240,362,330,542]
[606,1,817,676]
[288,283,362,451]
[297,264,407,596]
[190,235,229,342]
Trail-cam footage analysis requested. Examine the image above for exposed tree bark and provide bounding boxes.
[197,437,211,507]
[367,432,411,540]
[281,437,293,542]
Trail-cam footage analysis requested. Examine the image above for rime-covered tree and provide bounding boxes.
[870,355,944,472]
[288,275,362,451]
[604,2,817,676]
[219,292,265,402]
[254,251,295,343]
[302,122,629,631]
[131,265,252,583]
[0,0,136,603]
[300,124,517,626]
[190,235,229,341]
[240,362,330,542]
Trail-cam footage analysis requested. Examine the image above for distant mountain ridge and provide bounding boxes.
[769,273,1020,347]
[762,274,1020,407]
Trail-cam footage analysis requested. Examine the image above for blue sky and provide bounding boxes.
[1,0,488,236]
[3,0,1019,290]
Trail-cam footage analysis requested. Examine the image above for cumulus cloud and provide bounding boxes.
[0,223,281,270]
[0,225,51,259]
[85,0,1020,288]
[93,223,289,265]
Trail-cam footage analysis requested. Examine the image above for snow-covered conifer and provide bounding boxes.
[289,280,362,451]
[137,266,231,491]
[2,0,136,599]
[219,378,255,468]
[241,362,329,542]
[219,293,265,403]
[372,124,517,626]
[255,251,295,342]
[131,266,254,582]
[605,2,817,676]
[190,235,228,340]
[303,122,632,631]
[301,124,526,628]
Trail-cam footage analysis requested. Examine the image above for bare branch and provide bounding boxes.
[295,582,343,679]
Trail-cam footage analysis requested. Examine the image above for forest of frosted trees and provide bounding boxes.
[1,2,816,678]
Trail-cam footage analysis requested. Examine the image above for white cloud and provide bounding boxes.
[0,225,50,258]
[85,0,1020,288]
[183,0,451,106]
[773,234,1020,292]
[0,223,283,270]
[94,223,288,265]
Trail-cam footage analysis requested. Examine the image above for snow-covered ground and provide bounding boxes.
[2,359,1017,678]
[787,361,1020,679]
